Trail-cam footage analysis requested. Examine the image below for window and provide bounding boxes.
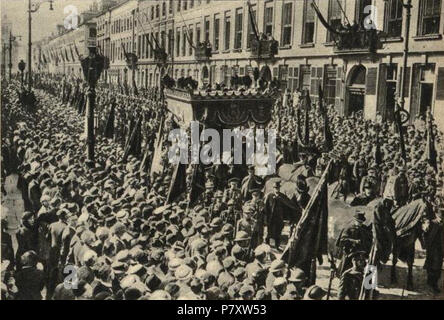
[214,14,220,51]
[182,27,187,56]
[234,8,243,49]
[184,0,188,10]
[224,12,231,50]
[150,34,154,58]
[384,0,403,38]
[161,31,166,49]
[190,0,194,9]
[169,0,173,14]
[281,2,293,46]
[302,0,316,44]
[264,4,273,36]
[300,65,311,91]
[168,29,173,53]
[418,0,441,35]
[324,66,337,106]
[151,6,154,20]
[177,0,181,12]
[156,5,160,18]
[247,4,257,49]
[189,27,194,55]
[204,16,210,42]
[356,0,372,25]
[196,23,201,44]
[176,29,181,56]
[327,0,343,42]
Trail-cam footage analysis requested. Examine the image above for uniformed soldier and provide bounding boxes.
[245,189,266,250]
[338,251,366,300]
[360,165,380,196]
[336,211,372,275]
[350,181,375,206]
[222,178,242,210]
[241,166,264,201]
[352,155,367,194]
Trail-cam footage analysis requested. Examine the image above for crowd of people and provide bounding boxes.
[1,73,443,300]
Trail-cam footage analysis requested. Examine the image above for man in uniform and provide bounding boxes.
[360,165,380,196]
[241,166,264,201]
[245,189,266,251]
[350,181,376,206]
[223,178,242,210]
[338,251,366,300]
[336,211,372,275]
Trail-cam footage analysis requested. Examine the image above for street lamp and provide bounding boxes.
[27,0,54,91]
[383,0,412,161]
[18,60,26,86]
[80,46,106,163]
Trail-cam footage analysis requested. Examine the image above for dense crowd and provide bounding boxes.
[1,75,443,300]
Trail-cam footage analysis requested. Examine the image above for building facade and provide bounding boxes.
[35,0,444,128]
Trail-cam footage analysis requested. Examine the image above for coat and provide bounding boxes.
[264,192,300,239]
[15,266,45,300]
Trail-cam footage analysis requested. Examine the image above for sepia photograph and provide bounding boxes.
[0,0,443,304]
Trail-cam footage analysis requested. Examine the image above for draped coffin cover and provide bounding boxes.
[165,88,277,128]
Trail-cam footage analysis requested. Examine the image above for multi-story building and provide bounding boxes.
[108,0,138,85]
[35,0,444,129]
[1,14,20,78]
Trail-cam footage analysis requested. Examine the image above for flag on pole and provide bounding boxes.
[166,163,187,204]
[318,84,333,151]
[123,115,143,162]
[103,100,116,139]
[282,161,331,283]
[423,110,437,171]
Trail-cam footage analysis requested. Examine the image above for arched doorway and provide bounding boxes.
[346,65,367,116]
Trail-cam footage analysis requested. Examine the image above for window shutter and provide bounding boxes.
[436,67,444,101]
[377,64,387,116]
[410,64,421,119]
[366,67,378,95]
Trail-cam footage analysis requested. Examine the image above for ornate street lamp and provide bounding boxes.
[80,47,106,163]
[18,59,26,86]
[27,0,54,91]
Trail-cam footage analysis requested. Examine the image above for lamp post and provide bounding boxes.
[27,0,53,91]
[399,0,412,112]
[80,47,105,164]
[9,32,22,81]
[18,60,26,87]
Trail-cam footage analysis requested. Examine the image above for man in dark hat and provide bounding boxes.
[241,166,264,201]
[264,181,301,249]
[295,174,310,209]
[336,211,372,275]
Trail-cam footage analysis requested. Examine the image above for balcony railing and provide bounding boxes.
[195,41,212,61]
[250,38,279,59]
[333,29,384,54]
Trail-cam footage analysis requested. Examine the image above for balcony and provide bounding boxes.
[250,38,279,60]
[333,29,384,55]
[195,41,212,62]
[154,48,168,67]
